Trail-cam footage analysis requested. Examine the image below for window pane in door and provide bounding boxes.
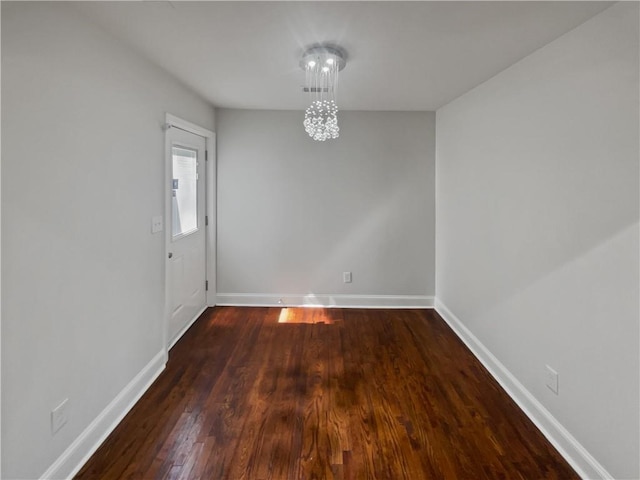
[172,146,198,238]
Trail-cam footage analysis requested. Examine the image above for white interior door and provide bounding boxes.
[167,127,207,345]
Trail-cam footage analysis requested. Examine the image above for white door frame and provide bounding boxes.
[163,113,216,354]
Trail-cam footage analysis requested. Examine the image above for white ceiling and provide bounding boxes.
[74,1,612,111]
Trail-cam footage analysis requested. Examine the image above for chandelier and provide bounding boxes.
[300,45,346,141]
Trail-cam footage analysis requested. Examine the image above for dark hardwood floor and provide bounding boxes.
[75,307,578,480]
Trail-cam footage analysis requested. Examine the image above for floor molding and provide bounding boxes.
[216,293,434,309]
[40,350,166,480]
[433,298,612,480]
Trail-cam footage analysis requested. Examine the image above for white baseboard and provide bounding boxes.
[40,350,166,480]
[216,293,434,309]
[433,298,612,480]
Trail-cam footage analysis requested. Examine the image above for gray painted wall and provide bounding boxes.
[1,3,215,478]
[216,109,435,301]
[435,3,639,478]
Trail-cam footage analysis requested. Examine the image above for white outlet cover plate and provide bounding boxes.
[545,365,559,394]
[51,398,69,434]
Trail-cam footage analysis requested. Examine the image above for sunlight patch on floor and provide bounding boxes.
[277,307,336,324]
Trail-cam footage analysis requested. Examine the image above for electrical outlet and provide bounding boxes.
[51,398,69,434]
[545,365,559,395]
[343,272,352,283]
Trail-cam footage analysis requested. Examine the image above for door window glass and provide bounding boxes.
[172,146,198,238]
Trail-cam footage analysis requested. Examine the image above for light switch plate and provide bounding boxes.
[151,216,163,234]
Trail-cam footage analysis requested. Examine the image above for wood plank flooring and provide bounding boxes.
[75,307,579,480]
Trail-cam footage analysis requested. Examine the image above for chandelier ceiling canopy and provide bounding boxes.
[300,45,346,142]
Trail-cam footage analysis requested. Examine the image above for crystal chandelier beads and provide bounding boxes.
[304,100,339,141]
[300,45,346,142]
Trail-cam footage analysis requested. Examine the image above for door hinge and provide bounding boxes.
[205,150,208,161]
[205,215,209,226]
[205,280,209,291]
